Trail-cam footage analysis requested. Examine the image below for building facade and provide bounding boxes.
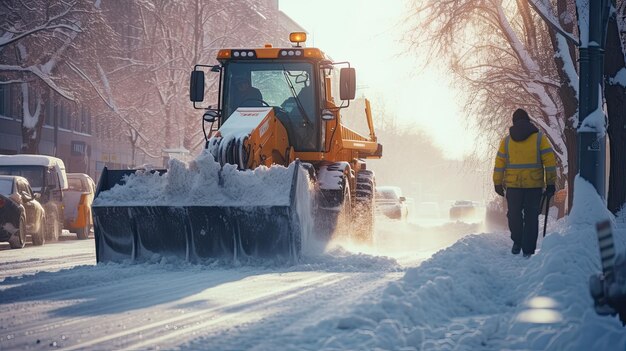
[0,1,305,182]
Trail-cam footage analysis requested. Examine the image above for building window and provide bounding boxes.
[86,107,92,134]
[44,95,54,126]
[71,141,86,156]
[59,102,68,129]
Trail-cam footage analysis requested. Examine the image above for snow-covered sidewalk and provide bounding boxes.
[251,181,626,351]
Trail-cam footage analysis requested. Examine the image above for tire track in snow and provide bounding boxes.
[0,255,95,280]
[1,269,254,340]
[186,271,402,351]
[61,273,345,351]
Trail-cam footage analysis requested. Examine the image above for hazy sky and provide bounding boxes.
[279,0,476,159]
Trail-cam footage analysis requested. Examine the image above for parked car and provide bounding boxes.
[0,175,46,248]
[63,173,96,239]
[0,154,68,241]
[375,186,409,220]
[449,200,478,220]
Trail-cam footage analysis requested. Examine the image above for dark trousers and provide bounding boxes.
[506,188,543,255]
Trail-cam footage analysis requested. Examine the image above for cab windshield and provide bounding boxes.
[223,61,319,151]
[0,166,44,189]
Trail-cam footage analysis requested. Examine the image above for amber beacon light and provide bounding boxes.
[289,32,307,46]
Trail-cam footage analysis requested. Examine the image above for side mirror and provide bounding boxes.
[190,70,205,102]
[339,67,356,101]
[399,196,406,202]
[321,109,335,121]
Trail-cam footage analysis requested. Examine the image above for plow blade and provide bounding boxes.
[93,162,307,263]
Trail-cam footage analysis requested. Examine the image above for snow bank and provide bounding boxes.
[93,150,304,207]
[297,177,626,350]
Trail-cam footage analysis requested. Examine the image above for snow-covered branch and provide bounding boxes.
[0,64,75,100]
[527,0,580,46]
[0,23,81,48]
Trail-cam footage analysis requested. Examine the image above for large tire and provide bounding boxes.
[46,210,61,241]
[8,215,26,249]
[31,215,45,246]
[315,168,352,241]
[353,170,375,243]
[76,222,90,240]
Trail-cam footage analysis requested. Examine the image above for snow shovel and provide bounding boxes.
[541,193,552,238]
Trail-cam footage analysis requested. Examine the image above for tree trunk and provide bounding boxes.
[20,86,46,154]
[547,0,579,213]
[604,12,626,214]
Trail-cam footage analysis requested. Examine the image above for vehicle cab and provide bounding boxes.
[0,154,68,241]
[189,32,382,166]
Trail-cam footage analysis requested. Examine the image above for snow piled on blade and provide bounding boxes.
[93,150,302,207]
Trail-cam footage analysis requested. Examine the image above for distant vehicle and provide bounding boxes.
[415,201,441,218]
[0,175,46,248]
[375,186,408,220]
[0,154,68,241]
[485,197,508,231]
[63,173,96,239]
[449,200,478,221]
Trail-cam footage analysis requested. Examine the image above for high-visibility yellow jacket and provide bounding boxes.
[493,131,557,188]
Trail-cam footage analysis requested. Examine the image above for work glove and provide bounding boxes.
[494,184,505,197]
[545,184,555,197]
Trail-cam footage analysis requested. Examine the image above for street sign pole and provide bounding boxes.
[577,0,610,199]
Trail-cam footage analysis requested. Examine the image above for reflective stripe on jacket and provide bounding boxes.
[493,131,556,188]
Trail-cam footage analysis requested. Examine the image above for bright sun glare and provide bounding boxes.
[279,0,476,159]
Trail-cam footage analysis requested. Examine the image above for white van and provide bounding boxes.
[0,154,68,240]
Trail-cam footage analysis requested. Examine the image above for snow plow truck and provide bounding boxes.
[92,32,382,263]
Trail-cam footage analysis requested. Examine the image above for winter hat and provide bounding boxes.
[512,109,530,123]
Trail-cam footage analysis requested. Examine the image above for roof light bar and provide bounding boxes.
[280,49,303,57]
[231,50,256,58]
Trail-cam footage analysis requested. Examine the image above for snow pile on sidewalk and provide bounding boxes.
[293,177,626,351]
[93,150,311,206]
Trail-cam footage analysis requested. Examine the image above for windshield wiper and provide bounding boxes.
[282,68,312,127]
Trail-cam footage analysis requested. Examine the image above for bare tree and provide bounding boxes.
[406,0,575,188]
[1,0,294,160]
[0,0,114,153]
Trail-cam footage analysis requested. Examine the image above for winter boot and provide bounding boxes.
[511,243,521,255]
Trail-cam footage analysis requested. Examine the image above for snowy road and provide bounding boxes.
[0,218,479,350]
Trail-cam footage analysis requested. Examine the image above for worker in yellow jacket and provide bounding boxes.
[493,109,557,258]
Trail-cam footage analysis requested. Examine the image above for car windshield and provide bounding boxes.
[0,179,13,195]
[68,178,86,191]
[0,166,44,189]
[223,61,319,151]
[377,190,398,200]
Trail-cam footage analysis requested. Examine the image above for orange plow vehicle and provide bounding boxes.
[92,32,382,263]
